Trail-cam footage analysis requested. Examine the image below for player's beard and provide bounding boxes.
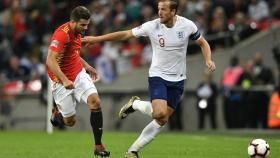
[160,15,172,25]
[75,27,85,35]
[79,30,85,35]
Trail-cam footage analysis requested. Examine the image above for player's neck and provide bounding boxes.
[69,22,77,34]
[164,15,177,28]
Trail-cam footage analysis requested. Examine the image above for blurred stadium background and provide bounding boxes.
[1,0,280,157]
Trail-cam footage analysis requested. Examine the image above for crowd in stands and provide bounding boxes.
[177,52,276,130]
[0,0,280,85]
[220,53,275,129]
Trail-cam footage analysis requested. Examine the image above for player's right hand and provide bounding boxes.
[206,60,216,72]
[81,36,95,47]
[62,79,75,89]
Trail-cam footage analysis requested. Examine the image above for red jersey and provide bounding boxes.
[47,22,83,82]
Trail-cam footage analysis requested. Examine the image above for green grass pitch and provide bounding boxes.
[0,131,279,158]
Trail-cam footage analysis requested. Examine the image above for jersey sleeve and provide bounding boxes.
[131,21,151,37]
[189,22,201,41]
[49,30,69,53]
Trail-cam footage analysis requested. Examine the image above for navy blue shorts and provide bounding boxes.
[148,77,184,109]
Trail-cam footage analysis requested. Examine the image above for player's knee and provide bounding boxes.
[64,118,76,126]
[153,111,169,125]
[155,118,168,126]
[88,97,101,110]
[152,111,167,120]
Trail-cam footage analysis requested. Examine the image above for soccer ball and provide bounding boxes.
[248,139,270,158]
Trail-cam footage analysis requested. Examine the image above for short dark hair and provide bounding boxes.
[70,6,91,22]
[158,0,179,13]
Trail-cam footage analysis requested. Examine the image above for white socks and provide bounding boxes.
[128,99,159,152]
[128,120,163,152]
[132,100,153,117]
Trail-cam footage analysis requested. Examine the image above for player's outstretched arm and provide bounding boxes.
[82,30,134,46]
[196,37,216,72]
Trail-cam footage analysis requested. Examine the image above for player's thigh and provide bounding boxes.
[74,69,98,104]
[152,100,175,118]
[52,83,76,118]
[152,99,168,116]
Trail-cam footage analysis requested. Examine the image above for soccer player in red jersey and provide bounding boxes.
[46,6,110,157]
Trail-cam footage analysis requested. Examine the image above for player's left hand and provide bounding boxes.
[81,36,95,47]
[85,66,99,81]
[206,60,216,72]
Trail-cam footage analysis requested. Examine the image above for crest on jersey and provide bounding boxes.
[51,40,59,48]
[176,31,185,40]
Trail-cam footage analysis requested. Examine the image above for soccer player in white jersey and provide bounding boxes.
[82,0,215,157]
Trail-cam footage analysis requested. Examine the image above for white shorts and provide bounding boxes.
[51,69,98,117]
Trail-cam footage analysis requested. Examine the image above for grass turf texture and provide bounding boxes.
[0,131,279,158]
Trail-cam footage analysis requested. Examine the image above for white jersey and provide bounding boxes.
[132,15,201,81]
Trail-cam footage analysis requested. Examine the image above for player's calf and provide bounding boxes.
[50,107,65,127]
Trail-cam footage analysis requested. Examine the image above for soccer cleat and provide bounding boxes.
[94,144,110,157]
[119,96,140,119]
[50,106,64,127]
[124,151,139,158]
